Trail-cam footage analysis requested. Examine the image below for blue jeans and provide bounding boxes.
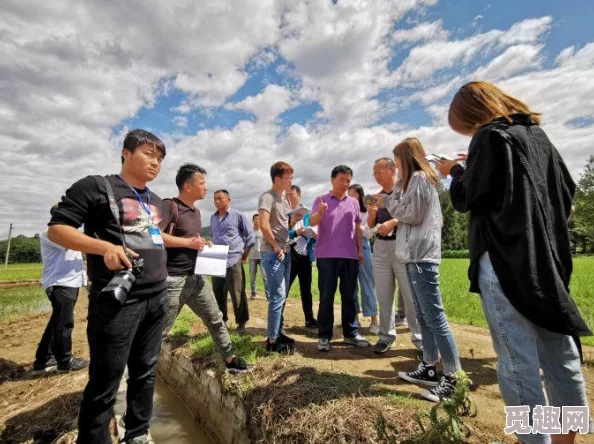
[261,252,291,340]
[355,238,378,317]
[406,262,461,375]
[478,253,592,443]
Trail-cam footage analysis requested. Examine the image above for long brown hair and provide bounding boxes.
[392,138,439,193]
[448,81,541,135]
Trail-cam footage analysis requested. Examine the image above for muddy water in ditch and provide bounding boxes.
[115,378,213,444]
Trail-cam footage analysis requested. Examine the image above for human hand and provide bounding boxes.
[317,201,328,216]
[435,159,460,177]
[274,245,285,261]
[296,228,306,236]
[187,236,207,251]
[376,221,391,237]
[367,205,378,218]
[103,244,138,271]
[358,251,364,264]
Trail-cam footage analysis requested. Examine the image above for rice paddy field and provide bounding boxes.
[1,258,593,344]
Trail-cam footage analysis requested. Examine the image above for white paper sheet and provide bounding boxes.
[194,245,229,277]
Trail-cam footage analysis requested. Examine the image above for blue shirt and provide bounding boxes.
[210,208,255,267]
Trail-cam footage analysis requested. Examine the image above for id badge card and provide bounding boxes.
[149,225,164,246]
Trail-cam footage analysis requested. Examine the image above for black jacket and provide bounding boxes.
[450,114,591,337]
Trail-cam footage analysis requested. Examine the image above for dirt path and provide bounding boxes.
[1,291,593,443]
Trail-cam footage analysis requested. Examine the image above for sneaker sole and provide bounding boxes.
[420,389,447,403]
[226,367,253,374]
[344,341,370,348]
[398,372,439,387]
[373,346,391,354]
[317,345,330,352]
[30,367,56,376]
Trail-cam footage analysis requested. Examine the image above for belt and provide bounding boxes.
[376,235,396,241]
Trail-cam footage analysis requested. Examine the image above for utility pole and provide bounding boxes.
[4,223,13,269]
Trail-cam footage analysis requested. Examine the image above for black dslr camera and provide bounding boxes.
[100,257,144,305]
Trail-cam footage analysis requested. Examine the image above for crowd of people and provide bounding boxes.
[34,81,591,444]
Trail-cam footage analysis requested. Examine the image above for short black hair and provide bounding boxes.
[348,184,366,213]
[176,163,207,190]
[290,185,301,195]
[270,161,294,183]
[252,214,259,221]
[331,165,353,178]
[121,129,166,164]
[214,189,230,197]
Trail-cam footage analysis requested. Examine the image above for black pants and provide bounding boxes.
[34,286,79,367]
[212,260,249,325]
[317,258,359,340]
[288,248,315,323]
[77,288,168,444]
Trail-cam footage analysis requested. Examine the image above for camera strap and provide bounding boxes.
[94,176,130,252]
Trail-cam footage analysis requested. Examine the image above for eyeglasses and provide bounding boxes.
[372,169,387,178]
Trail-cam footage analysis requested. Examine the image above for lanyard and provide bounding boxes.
[117,175,152,217]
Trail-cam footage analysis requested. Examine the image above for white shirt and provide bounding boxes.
[40,230,87,289]
[290,220,317,256]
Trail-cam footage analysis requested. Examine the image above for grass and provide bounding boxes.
[244,257,594,345]
[0,285,48,319]
[0,263,43,282]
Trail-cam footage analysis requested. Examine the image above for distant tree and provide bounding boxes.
[0,235,42,263]
[570,155,594,254]
[440,191,469,251]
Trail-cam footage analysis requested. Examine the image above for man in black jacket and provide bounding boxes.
[49,129,168,444]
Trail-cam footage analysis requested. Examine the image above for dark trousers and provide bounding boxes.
[77,288,168,444]
[317,258,359,340]
[212,260,249,325]
[288,248,315,323]
[34,286,79,367]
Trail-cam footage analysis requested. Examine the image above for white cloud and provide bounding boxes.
[391,20,449,44]
[0,2,592,237]
[226,84,293,123]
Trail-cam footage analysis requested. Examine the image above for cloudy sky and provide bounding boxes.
[1,0,594,237]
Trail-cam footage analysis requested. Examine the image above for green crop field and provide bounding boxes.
[245,256,594,346]
[0,259,591,345]
[0,263,43,282]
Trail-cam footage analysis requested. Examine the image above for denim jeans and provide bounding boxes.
[372,239,422,348]
[77,289,168,444]
[248,258,269,298]
[478,253,592,443]
[261,252,291,340]
[355,238,378,317]
[164,274,233,359]
[288,248,315,323]
[405,262,461,374]
[317,258,359,340]
[34,286,79,367]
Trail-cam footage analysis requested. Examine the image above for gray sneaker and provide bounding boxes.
[344,334,370,348]
[124,434,153,444]
[318,338,331,352]
[373,340,392,354]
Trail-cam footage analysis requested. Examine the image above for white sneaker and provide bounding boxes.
[318,338,331,351]
[344,334,370,348]
[369,321,380,335]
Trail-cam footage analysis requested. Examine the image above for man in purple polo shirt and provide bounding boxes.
[309,165,369,352]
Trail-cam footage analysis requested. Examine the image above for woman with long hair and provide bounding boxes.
[348,184,379,334]
[386,137,462,402]
[438,81,591,444]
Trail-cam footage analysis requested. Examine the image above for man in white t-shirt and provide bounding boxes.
[32,206,89,375]
[247,214,269,299]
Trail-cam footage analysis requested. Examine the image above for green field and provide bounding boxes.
[1,259,592,345]
[246,257,594,346]
[0,263,43,282]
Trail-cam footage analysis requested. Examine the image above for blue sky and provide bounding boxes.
[1,0,593,235]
